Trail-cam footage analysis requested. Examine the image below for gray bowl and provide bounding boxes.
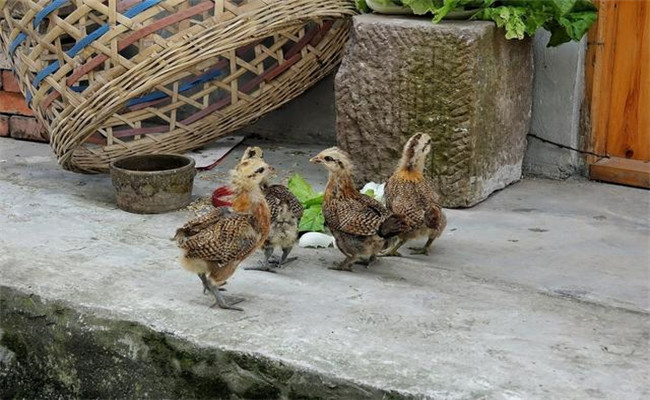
[110,154,196,214]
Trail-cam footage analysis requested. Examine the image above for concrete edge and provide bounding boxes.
[0,286,412,400]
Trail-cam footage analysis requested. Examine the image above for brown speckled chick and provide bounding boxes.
[175,158,272,311]
[383,133,447,256]
[239,146,304,273]
[310,147,408,271]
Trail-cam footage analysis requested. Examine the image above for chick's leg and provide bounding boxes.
[277,246,297,267]
[409,238,435,256]
[199,273,226,294]
[206,284,244,311]
[245,246,276,273]
[381,238,406,257]
[329,255,356,272]
[354,255,378,269]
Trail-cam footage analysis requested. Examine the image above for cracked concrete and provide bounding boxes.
[1,138,649,399]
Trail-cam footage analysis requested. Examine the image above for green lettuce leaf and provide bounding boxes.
[288,174,317,204]
[299,205,325,232]
[395,0,598,47]
[355,0,371,13]
[288,173,326,232]
[401,0,437,15]
[559,10,598,40]
[550,0,577,16]
[304,193,324,208]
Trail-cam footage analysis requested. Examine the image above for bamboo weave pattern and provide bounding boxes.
[0,0,356,172]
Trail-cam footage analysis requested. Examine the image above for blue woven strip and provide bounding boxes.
[126,68,225,107]
[9,33,27,55]
[34,0,69,26]
[31,0,163,88]
[9,0,69,55]
[123,0,163,18]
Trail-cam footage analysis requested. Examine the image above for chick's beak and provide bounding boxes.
[309,156,322,164]
[268,165,276,175]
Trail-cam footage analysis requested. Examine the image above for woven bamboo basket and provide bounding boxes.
[0,0,356,173]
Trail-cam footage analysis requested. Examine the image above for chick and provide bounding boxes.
[237,146,304,273]
[175,158,272,311]
[310,147,408,271]
[383,133,447,256]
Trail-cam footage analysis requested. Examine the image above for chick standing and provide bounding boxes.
[310,147,408,271]
[383,133,447,256]
[175,158,272,311]
[239,146,304,272]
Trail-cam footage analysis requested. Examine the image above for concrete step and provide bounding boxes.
[1,139,648,399]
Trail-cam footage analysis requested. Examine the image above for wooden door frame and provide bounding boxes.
[584,0,650,188]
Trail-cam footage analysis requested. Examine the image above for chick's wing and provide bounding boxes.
[181,213,261,264]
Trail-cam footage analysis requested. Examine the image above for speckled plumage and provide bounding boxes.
[239,146,304,270]
[384,133,447,256]
[311,147,408,271]
[385,175,446,240]
[176,207,268,284]
[175,158,272,310]
[262,183,304,249]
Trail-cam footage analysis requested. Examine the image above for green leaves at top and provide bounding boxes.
[401,0,437,15]
[355,0,598,47]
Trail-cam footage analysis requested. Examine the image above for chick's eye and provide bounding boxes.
[255,167,265,174]
[324,156,334,162]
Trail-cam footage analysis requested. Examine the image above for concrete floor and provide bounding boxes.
[1,138,649,399]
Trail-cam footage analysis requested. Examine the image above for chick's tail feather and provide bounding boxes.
[173,228,188,245]
[378,214,409,239]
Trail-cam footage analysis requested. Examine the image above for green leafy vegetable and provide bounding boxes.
[356,0,371,13]
[288,174,326,232]
[401,0,437,15]
[288,174,316,203]
[299,204,326,233]
[356,0,598,47]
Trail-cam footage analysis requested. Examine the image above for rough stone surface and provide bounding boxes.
[336,15,533,208]
[1,139,649,399]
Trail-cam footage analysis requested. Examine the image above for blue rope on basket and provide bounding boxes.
[9,0,70,55]
[31,0,163,89]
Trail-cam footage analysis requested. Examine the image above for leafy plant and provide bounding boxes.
[287,174,326,232]
[357,0,598,47]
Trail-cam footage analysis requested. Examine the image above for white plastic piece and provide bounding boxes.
[361,182,386,203]
[299,232,335,248]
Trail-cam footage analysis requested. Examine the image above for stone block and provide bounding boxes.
[9,115,48,142]
[336,15,533,208]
